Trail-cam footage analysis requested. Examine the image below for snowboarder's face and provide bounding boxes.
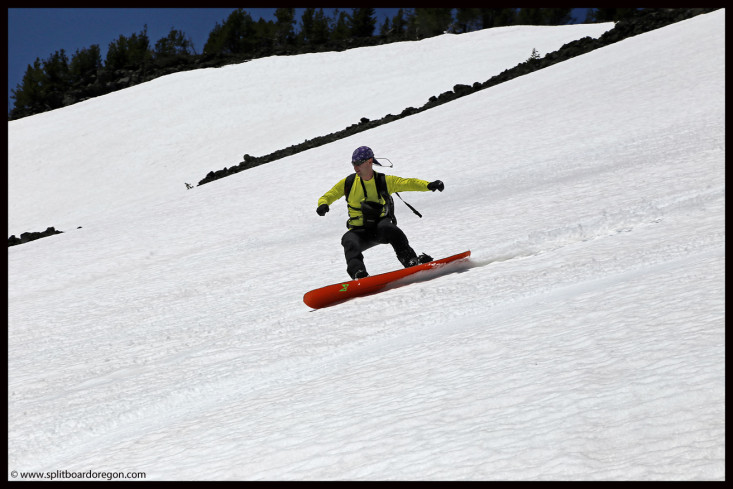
[353,158,374,181]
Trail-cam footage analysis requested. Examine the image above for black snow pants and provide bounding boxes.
[341,217,418,279]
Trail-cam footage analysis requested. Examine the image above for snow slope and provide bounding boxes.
[8,22,613,237]
[8,11,724,481]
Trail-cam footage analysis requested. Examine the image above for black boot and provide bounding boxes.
[417,253,433,264]
[404,252,433,268]
[397,249,418,268]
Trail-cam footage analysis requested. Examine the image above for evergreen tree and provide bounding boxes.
[203,9,257,56]
[105,34,129,71]
[296,8,330,46]
[105,26,151,70]
[203,21,226,54]
[330,10,351,42]
[311,8,331,45]
[455,8,483,33]
[10,50,71,115]
[127,26,152,67]
[544,8,574,25]
[516,8,573,25]
[517,8,546,25]
[41,49,70,108]
[410,8,454,39]
[227,9,257,55]
[299,7,316,45]
[253,18,276,55]
[480,8,517,28]
[68,45,102,86]
[379,17,391,36]
[389,9,409,40]
[274,7,296,48]
[10,58,46,116]
[42,49,70,85]
[349,8,376,38]
[153,28,194,59]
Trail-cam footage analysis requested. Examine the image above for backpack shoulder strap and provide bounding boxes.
[344,173,356,199]
[375,172,386,195]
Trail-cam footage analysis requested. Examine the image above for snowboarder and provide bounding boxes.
[316,146,444,279]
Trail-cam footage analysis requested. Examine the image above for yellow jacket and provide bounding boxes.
[318,172,430,228]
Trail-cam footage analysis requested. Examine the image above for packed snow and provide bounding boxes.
[8,11,724,481]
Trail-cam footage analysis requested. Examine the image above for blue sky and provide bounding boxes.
[7,8,589,115]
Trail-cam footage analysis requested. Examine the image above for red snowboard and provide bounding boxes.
[303,251,471,309]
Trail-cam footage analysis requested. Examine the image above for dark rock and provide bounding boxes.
[9,226,63,247]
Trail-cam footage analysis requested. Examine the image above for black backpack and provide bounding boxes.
[343,171,422,229]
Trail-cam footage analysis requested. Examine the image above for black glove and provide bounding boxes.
[316,203,329,216]
[427,180,444,192]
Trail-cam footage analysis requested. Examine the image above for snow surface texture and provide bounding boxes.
[8,11,724,481]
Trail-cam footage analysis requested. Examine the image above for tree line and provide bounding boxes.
[9,8,639,121]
